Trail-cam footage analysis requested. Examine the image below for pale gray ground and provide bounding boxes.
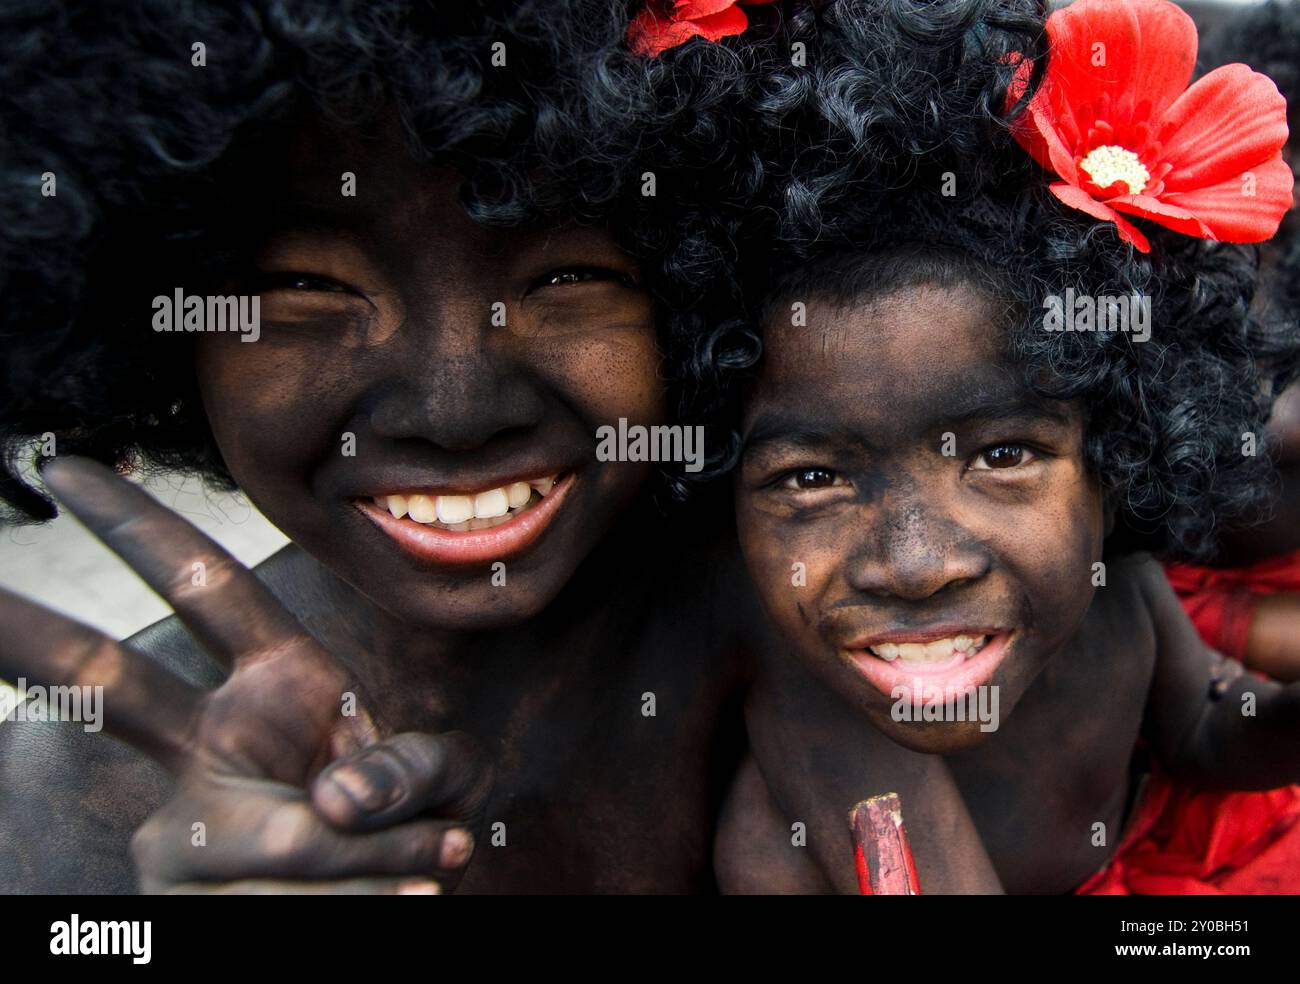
[0,471,287,707]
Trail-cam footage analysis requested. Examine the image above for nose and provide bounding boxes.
[844,494,990,601]
[367,292,544,451]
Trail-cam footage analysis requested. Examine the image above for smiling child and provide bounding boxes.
[0,0,775,893]
[710,0,1300,894]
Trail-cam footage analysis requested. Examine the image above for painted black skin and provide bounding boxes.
[0,123,757,894]
[714,285,1300,894]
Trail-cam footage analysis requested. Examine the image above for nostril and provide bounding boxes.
[366,374,545,450]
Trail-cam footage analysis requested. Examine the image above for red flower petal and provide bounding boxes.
[627,8,698,57]
[1028,97,1082,184]
[1050,181,1151,252]
[674,0,779,11]
[684,6,749,42]
[1155,154,1295,243]
[627,3,748,56]
[1041,0,1196,143]
[1107,193,1212,238]
[674,0,738,18]
[1156,64,1290,194]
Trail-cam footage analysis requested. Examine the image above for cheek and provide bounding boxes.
[736,499,833,636]
[530,327,665,425]
[194,335,351,477]
[992,463,1104,632]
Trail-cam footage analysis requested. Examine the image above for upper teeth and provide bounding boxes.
[372,476,558,528]
[869,635,988,663]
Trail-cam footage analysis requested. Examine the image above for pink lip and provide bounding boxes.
[354,473,575,567]
[843,631,1013,704]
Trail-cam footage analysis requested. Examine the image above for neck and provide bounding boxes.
[271,505,663,737]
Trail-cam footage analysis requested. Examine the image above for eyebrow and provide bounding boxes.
[742,390,1074,457]
[742,412,873,455]
[939,389,1074,427]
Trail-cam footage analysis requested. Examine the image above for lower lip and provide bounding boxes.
[353,473,575,567]
[844,632,1013,704]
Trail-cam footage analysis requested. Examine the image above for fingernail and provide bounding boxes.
[398,880,442,895]
[326,759,403,812]
[440,828,474,869]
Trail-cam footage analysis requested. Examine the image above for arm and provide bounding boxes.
[1140,556,1300,790]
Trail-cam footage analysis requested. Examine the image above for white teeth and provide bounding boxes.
[869,634,991,664]
[375,474,559,529]
[435,495,474,525]
[896,643,929,662]
[407,494,437,524]
[506,482,532,508]
[473,488,509,519]
[925,639,956,661]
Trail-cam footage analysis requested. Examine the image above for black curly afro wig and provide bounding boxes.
[679,0,1300,561]
[0,0,776,521]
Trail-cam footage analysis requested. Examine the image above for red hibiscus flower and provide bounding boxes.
[627,0,779,58]
[1007,0,1293,252]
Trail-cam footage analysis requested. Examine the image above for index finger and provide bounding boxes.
[0,586,202,771]
[41,456,308,672]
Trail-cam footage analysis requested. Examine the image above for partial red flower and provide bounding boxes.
[627,0,779,58]
[1007,0,1292,252]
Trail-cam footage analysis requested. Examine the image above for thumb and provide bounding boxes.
[310,730,492,832]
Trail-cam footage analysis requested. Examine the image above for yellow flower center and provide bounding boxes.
[1078,144,1150,196]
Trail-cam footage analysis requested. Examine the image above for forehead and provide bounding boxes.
[245,118,622,269]
[752,284,1020,421]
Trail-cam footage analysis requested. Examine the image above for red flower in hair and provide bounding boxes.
[627,0,779,58]
[1007,0,1293,252]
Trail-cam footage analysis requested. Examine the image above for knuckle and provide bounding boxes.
[129,818,162,869]
[254,802,320,866]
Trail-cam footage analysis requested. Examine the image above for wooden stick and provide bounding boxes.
[848,793,921,895]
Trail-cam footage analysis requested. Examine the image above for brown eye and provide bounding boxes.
[786,468,841,489]
[256,272,355,294]
[544,270,594,286]
[973,444,1030,470]
[529,267,637,291]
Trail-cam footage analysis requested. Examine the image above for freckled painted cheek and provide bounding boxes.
[193,336,356,482]
[529,329,666,426]
[740,513,832,641]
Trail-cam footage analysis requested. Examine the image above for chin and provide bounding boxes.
[871,715,998,754]
[428,582,558,631]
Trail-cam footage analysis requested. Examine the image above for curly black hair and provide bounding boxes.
[0,0,771,520]
[680,0,1300,561]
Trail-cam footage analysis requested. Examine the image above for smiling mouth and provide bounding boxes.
[843,629,1014,702]
[370,475,559,531]
[354,472,573,566]
[864,634,991,673]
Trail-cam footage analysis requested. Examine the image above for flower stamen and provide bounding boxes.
[1079,144,1150,196]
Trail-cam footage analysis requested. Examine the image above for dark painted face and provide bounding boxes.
[194,123,663,631]
[735,283,1104,752]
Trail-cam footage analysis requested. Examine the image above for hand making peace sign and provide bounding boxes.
[0,457,492,893]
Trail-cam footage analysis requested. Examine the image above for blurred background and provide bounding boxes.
[0,474,286,640]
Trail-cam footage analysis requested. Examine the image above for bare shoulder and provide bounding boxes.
[714,753,834,894]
